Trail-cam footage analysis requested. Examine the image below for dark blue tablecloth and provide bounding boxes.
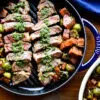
[70,0,100,16]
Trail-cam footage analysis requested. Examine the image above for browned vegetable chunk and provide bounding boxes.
[77,38,84,47]
[60,38,77,50]
[69,46,82,56]
[59,8,70,16]
[63,15,76,29]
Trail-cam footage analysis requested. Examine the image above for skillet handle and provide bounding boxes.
[79,18,100,71]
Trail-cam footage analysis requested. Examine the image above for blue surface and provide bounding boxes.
[72,0,100,15]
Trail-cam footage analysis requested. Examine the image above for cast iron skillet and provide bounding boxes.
[0,0,100,96]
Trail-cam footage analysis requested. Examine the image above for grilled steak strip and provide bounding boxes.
[37,0,56,20]
[30,25,62,41]
[3,22,34,33]
[38,59,63,72]
[1,13,32,23]
[33,15,60,31]
[12,62,32,72]
[4,42,31,53]
[4,32,30,43]
[38,71,54,85]
[6,51,32,61]
[33,47,62,63]
[7,0,30,15]
[12,71,31,85]
[33,35,63,52]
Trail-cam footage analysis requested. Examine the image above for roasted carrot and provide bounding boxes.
[59,8,70,16]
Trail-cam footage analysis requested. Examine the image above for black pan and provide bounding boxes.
[0,0,99,96]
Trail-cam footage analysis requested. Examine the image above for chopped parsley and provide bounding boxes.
[41,8,50,19]
[11,2,25,13]
[41,55,52,67]
[14,14,23,22]
[44,19,49,26]
[12,32,24,41]
[16,60,26,67]
[40,26,50,45]
[15,22,25,32]
[12,41,23,53]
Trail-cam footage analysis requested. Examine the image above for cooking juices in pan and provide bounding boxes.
[0,0,84,87]
[83,65,100,100]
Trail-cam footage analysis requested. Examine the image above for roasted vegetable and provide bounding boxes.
[3,72,11,79]
[59,8,70,16]
[0,24,4,33]
[2,62,12,71]
[73,23,81,32]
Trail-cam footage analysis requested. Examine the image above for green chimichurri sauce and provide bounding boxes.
[14,14,23,22]
[41,8,50,19]
[12,32,24,41]
[15,22,25,32]
[40,25,56,70]
[44,19,49,26]
[16,60,26,67]
[40,26,50,45]
[12,41,23,53]
[12,2,25,13]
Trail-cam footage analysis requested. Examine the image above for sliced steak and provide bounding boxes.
[4,42,31,53]
[30,25,62,41]
[38,59,63,72]
[1,13,32,23]
[33,47,62,63]
[38,71,54,85]
[33,35,63,52]
[4,32,30,43]
[63,15,76,29]
[37,0,56,20]
[7,0,30,15]
[3,22,34,33]
[62,29,70,40]
[12,71,31,85]
[12,62,32,72]
[6,51,32,61]
[33,15,60,31]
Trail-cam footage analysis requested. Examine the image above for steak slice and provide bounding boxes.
[3,22,34,33]
[37,0,56,20]
[7,0,30,15]
[6,51,32,61]
[1,13,32,23]
[4,42,31,53]
[12,71,31,85]
[33,35,63,52]
[38,59,63,72]
[30,25,62,41]
[33,47,62,63]
[12,62,32,72]
[33,15,60,31]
